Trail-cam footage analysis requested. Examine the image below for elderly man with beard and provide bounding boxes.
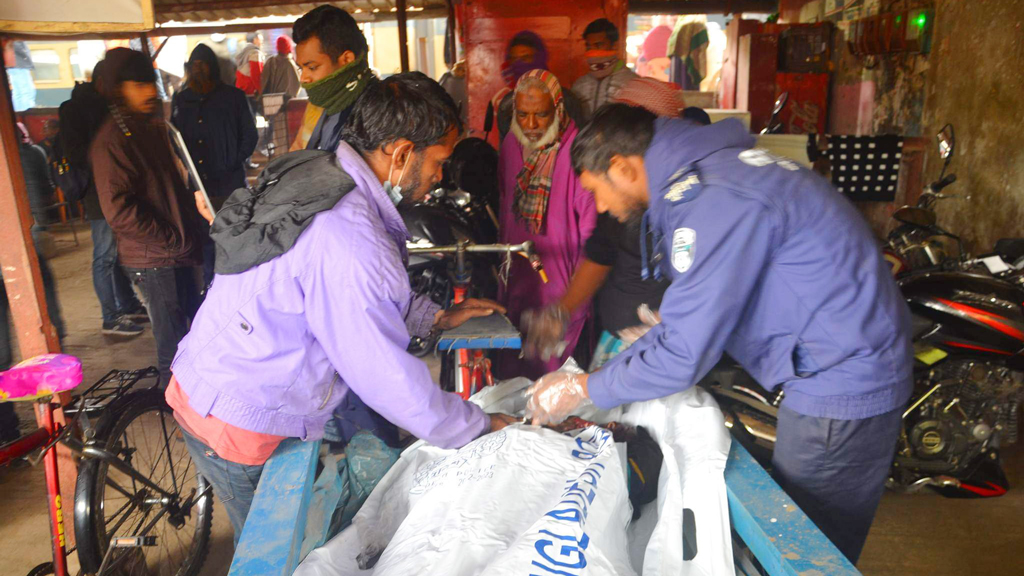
[169,73,515,548]
[90,48,208,384]
[497,69,597,379]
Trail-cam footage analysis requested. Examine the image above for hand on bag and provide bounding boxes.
[521,305,569,360]
[434,298,507,331]
[488,413,519,433]
[526,370,590,426]
[194,191,214,225]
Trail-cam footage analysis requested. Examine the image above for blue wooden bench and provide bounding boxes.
[228,436,859,576]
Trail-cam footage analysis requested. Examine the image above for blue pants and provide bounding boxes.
[90,219,142,325]
[181,429,264,547]
[125,266,200,383]
[771,404,902,564]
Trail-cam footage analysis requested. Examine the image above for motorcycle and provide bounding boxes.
[703,126,1024,498]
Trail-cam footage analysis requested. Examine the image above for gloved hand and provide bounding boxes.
[526,370,591,426]
[618,304,663,344]
[521,304,570,361]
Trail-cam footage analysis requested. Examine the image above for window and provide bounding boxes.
[30,49,61,82]
[70,48,84,80]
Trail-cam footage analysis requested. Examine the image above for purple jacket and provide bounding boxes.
[171,142,489,447]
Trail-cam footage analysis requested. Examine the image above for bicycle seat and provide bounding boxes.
[0,354,83,402]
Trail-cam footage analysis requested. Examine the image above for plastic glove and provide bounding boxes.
[521,305,569,361]
[619,304,663,344]
[526,370,590,426]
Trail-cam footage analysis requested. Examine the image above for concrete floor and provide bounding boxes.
[2,227,1023,575]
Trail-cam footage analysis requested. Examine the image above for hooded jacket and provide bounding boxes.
[172,44,258,199]
[170,142,487,446]
[587,118,913,420]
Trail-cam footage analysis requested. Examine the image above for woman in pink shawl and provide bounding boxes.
[497,69,598,379]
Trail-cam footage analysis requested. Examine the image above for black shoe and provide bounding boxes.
[102,317,144,338]
[121,305,150,324]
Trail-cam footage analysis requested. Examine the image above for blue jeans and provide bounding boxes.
[771,403,903,564]
[124,266,200,383]
[180,429,264,546]
[90,219,142,325]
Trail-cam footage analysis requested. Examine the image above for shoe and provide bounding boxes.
[102,317,145,338]
[121,305,150,324]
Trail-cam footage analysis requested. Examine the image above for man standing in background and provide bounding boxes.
[261,35,302,98]
[234,32,265,96]
[571,18,636,120]
[292,5,375,152]
[91,48,208,384]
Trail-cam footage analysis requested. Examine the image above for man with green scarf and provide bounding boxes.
[293,5,375,152]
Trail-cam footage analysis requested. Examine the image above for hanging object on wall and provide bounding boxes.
[848,7,933,56]
[828,135,904,202]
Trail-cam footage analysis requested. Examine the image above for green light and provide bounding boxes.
[914,13,927,27]
[895,15,902,24]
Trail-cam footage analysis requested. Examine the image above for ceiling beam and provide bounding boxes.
[629,0,778,15]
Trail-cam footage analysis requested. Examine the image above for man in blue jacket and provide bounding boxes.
[527,104,913,563]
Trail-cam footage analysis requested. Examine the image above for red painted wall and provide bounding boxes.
[458,0,628,143]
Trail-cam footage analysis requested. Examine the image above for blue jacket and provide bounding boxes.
[171,83,257,198]
[587,118,913,420]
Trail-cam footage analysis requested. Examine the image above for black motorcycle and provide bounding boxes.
[704,125,1024,498]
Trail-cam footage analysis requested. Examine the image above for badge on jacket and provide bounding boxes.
[672,228,696,273]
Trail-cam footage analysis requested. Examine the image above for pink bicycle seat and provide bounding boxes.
[0,354,83,402]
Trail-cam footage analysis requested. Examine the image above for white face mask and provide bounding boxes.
[383,142,413,206]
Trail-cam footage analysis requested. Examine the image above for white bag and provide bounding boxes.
[296,373,733,576]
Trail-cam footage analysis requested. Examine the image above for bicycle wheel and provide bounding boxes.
[74,389,212,576]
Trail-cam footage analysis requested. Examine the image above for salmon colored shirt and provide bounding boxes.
[166,376,285,466]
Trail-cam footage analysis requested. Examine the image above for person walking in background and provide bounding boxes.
[261,35,302,98]
[571,18,637,119]
[291,5,375,152]
[3,39,36,111]
[234,32,265,96]
[439,59,468,129]
[497,69,597,379]
[91,48,207,383]
[56,59,147,338]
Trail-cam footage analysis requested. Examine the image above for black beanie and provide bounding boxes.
[99,47,156,97]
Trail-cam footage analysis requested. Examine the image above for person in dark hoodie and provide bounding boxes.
[172,44,258,206]
[529,104,913,564]
[91,48,208,384]
[292,5,375,152]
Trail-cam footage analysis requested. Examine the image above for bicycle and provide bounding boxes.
[408,240,546,399]
[0,355,213,576]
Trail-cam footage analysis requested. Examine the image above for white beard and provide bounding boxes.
[512,116,560,160]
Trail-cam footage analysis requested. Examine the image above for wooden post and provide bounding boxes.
[397,0,410,72]
[0,63,76,543]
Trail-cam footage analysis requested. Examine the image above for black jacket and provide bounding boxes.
[58,81,108,220]
[171,46,258,199]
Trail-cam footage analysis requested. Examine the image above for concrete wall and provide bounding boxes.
[782,0,1024,250]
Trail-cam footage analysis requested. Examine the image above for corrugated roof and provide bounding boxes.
[154,0,448,24]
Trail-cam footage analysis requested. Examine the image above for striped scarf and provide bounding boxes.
[513,69,568,234]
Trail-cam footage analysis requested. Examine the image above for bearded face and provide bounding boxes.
[512,86,559,157]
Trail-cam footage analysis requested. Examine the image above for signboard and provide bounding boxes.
[0,0,154,33]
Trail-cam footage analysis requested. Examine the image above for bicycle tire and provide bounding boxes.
[25,562,54,576]
[74,389,212,576]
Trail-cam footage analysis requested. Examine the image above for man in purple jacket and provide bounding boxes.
[169,73,515,542]
[527,105,913,564]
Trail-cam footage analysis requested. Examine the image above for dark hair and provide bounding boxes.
[571,103,656,175]
[343,72,462,153]
[508,31,545,55]
[682,106,712,126]
[98,48,155,98]
[293,5,368,61]
[583,18,620,44]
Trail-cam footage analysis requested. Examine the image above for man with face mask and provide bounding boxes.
[571,18,637,120]
[527,104,913,564]
[291,5,375,152]
[497,69,597,379]
[168,73,515,549]
[90,48,208,384]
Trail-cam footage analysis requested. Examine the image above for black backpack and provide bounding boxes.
[210,150,357,275]
[54,84,106,202]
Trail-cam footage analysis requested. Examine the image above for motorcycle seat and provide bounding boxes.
[995,238,1024,263]
[911,314,936,340]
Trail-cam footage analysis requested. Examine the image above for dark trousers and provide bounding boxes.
[181,428,263,546]
[90,219,142,325]
[771,403,902,564]
[125,266,200,383]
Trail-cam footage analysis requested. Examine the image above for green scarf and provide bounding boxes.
[302,54,374,116]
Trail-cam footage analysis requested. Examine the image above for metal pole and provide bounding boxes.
[397,0,410,72]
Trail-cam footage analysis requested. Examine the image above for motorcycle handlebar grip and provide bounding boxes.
[933,173,958,192]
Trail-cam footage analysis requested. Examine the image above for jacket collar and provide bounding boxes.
[335,141,411,249]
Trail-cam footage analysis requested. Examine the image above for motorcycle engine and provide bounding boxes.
[903,360,1023,474]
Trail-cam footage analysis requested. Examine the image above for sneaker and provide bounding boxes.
[102,317,144,338]
[121,305,150,324]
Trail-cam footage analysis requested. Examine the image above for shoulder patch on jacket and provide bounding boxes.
[663,167,702,204]
[671,227,696,273]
